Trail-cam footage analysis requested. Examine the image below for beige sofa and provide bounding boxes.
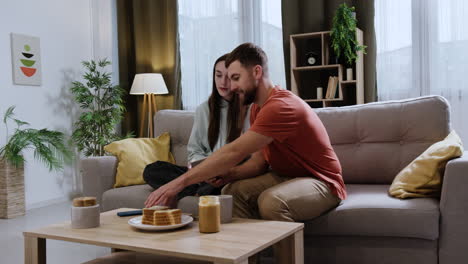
[81,96,468,264]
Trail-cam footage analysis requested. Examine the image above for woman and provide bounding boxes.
[187,53,250,168]
[143,54,250,205]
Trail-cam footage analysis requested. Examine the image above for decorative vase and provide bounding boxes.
[346,68,354,81]
[0,159,25,219]
[317,87,323,99]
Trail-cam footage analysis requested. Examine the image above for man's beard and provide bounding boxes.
[243,83,257,105]
[243,90,255,105]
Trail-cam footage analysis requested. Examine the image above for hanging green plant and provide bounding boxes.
[330,3,367,67]
[70,59,132,157]
[0,106,72,170]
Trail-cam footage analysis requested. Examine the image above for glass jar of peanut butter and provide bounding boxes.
[198,196,220,233]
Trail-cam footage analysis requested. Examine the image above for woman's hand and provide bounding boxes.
[206,169,236,187]
[206,176,225,187]
[144,180,184,208]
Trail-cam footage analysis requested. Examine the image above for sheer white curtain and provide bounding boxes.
[178,0,286,110]
[375,0,468,143]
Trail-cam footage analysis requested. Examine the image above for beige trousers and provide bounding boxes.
[221,171,341,263]
[221,171,341,221]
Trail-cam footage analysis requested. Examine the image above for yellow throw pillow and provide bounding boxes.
[389,130,464,199]
[104,133,176,188]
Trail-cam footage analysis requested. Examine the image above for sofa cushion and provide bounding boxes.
[389,130,463,199]
[316,96,450,184]
[104,133,176,188]
[154,110,195,167]
[304,184,439,240]
[102,184,153,212]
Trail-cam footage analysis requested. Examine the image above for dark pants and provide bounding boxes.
[143,161,222,200]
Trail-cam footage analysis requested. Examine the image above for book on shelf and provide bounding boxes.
[332,76,339,98]
[325,76,332,99]
[326,76,339,99]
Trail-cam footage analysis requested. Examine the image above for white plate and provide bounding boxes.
[128,215,194,231]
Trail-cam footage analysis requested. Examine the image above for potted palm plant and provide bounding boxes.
[70,59,131,201]
[0,106,72,218]
[330,3,367,80]
[70,59,131,157]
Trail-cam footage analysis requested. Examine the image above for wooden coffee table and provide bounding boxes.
[24,208,304,264]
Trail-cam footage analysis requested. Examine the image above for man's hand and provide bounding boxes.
[144,180,184,208]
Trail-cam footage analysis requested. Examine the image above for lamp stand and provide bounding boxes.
[139,93,158,138]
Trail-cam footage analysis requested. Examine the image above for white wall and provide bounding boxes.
[0,0,118,209]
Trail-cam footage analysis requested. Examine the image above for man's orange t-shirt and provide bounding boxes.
[249,88,346,200]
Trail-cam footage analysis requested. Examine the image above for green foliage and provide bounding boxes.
[331,3,367,66]
[70,59,131,157]
[0,106,73,170]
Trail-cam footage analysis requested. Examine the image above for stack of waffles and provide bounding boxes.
[142,206,168,225]
[142,206,182,226]
[154,209,182,225]
[72,197,97,207]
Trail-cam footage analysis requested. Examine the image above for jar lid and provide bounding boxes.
[199,195,219,205]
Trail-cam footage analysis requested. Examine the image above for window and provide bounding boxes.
[375,0,413,100]
[178,0,285,110]
[375,0,468,142]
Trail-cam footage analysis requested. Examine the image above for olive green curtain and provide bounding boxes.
[117,0,181,136]
[281,0,376,103]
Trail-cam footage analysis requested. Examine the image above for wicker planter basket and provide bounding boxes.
[0,159,25,219]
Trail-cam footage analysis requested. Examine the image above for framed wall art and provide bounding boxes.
[10,33,42,86]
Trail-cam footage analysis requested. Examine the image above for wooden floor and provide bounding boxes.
[0,201,109,264]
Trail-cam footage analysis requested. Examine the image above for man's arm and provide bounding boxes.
[206,150,268,187]
[230,151,269,180]
[181,130,272,186]
[144,131,273,207]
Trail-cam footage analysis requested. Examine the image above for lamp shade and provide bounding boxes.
[129,73,169,95]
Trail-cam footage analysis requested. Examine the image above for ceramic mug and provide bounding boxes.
[219,195,233,223]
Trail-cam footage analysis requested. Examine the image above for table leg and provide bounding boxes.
[24,236,46,264]
[275,230,304,264]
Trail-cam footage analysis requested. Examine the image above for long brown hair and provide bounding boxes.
[208,54,245,150]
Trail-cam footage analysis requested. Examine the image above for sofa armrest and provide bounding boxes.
[80,156,118,207]
[439,152,468,263]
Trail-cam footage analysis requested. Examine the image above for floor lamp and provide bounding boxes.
[130,73,169,138]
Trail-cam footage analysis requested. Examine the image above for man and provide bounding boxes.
[145,42,345,222]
